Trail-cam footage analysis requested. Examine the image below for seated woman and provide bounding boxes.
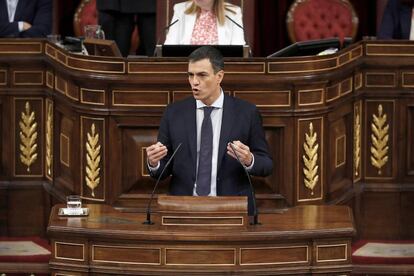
[164,0,245,45]
[378,0,414,39]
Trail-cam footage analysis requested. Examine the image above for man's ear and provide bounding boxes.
[216,70,224,84]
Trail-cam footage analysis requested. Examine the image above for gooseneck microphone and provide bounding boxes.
[143,143,182,225]
[225,15,252,56]
[229,143,259,225]
[153,19,179,56]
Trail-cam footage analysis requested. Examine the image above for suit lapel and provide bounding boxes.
[400,4,411,39]
[14,0,25,21]
[185,99,197,174]
[217,95,235,170]
[0,0,8,21]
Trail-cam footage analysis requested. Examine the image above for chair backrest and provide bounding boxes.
[73,0,98,37]
[286,0,359,43]
[156,0,255,49]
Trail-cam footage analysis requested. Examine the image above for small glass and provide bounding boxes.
[47,34,61,44]
[84,25,105,40]
[66,195,82,215]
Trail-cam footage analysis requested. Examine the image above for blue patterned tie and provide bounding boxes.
[196,106,214,196]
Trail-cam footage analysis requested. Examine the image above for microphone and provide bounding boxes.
[153,19,179,56]
[143,143,182,225]
[225,15,252,57]
[229,142,259,225]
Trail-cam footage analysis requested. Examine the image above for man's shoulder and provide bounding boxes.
[166,96,195,111]
[225,94,256,111]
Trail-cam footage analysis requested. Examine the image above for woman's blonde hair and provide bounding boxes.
[185,0,237,25]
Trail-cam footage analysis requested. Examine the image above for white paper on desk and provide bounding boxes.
[353,242,414,258]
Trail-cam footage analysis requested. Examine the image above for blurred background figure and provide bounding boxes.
[96,0,156,57]
[378,0,414,39]
[0,0,52,38]
[164,0,245,45]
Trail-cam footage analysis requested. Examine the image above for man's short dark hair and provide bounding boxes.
[188,46,224,73]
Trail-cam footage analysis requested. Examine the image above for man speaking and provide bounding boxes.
[146,46,272,215]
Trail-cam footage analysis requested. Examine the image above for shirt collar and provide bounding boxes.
[196,89,224,109]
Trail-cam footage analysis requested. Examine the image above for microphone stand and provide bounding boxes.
[143,143,182,225]
[229,143,259,225]
[152,19,179,57]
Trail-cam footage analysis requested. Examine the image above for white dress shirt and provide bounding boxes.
[6,0,23,31]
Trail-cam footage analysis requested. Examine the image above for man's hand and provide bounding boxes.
[146,142,168,167]
[22,22,32,31]
[227,140,253,167]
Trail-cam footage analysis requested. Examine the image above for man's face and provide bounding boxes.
[188,58,224,106]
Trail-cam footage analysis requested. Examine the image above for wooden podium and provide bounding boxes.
[48,201,355,275]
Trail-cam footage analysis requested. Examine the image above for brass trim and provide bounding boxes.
[91,244,161,265]
[0,69,7,85]
[141,147,150,177]
[54,75,67,94]
[364,100,395,180]
[326,83,340,103]
[112,90,170,107]
[45,100,53,179]
[370,104,389,175]
[80,88,105,106]
[54,241,85,261]
[13,70,44,86]
[0,41,42,54]
[60,133,70,168]
[355,72,363,90]
[298,88,324,106]
[128,61,188,74]
[401,72,414,88]
[353,101,362,181]
[335,135,346,168]
[365,72,396,88]
[66,55,126,74]
[85,123,101,197]
[224,62,265,74]
[161,216,244,226]
[233,90,292,107]
[366,43,414,56]
[13,98,44,177]
[340,77,353,96]
[45,43,56,60]
[302,122,320,195]
[46,71,54,89]
[240,245,309,266]
[80,116,106,202]
[268,56,338,74]
[316,243,348,263]
[297,117,324,202]
[165,247,236,266]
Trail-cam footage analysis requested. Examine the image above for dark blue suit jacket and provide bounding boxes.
[378,0,412,39]
[151,94,273,213]
[0,0,52,38]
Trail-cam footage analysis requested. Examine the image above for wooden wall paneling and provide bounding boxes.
[0,184,7,235]
[353,100,363,183]
[13,98,44,178]
[364,100,395,180]
[405,103,414,178]
[45,99,54,181]
[401,191,414,238]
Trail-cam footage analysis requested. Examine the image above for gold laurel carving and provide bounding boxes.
[354,111,361,177]
[19,102,38,172]
[370,104,389,175]
[85,123,101,197]
[302,122,319,195]
[46,103,53,176]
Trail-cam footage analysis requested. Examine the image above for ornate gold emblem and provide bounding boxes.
[19,102,38,172]
[370,104,389,175]
[354,111,361,177]
[302,122,319,195]
[46,103,53,177]
[85,123,101,197]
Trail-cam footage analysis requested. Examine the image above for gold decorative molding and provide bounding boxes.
[19,102,38,172]
[85,123,101,197]
[45,101,53,178]
[335,135,346,168]
[370,104,389,175]
[60,133,70,167]
[302,123,319,195]
[354,107,361,178]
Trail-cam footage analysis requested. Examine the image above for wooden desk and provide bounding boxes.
[48,204,355,275]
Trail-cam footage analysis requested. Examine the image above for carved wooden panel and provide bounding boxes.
[81,117,106,201]
[45,99,53,180]
[297,117,324,203]
[365,101,395,179]
[353,101,362,182]
[13,98,43,177]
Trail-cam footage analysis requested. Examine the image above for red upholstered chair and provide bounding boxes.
[286,0,359,43]
[73,0,139,55]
